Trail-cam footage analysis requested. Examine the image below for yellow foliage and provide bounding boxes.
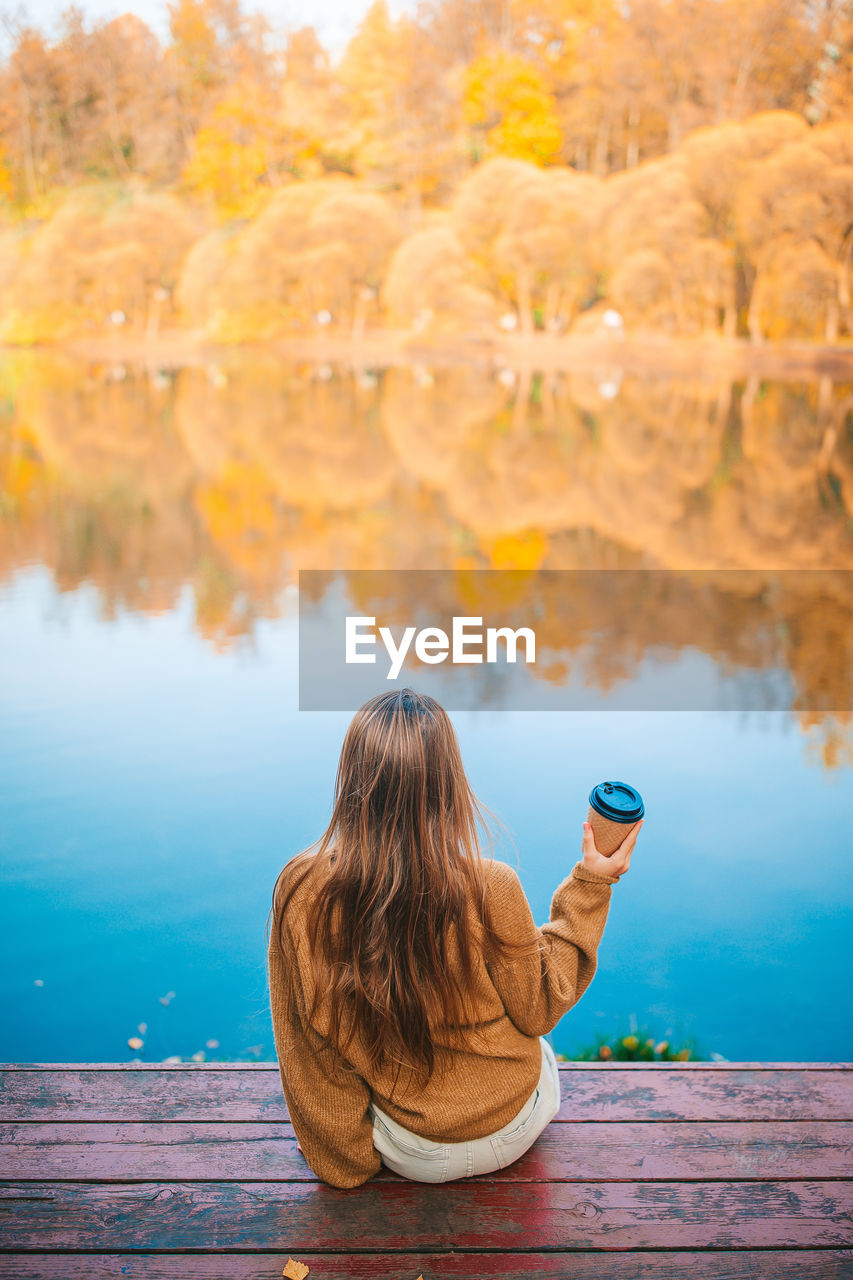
[382,223,497,332]
[484,530,549,570]
[463,51,563,166]
[755,238,836,341]
[196,461,277,548]
[0,142,14,204]
[180,82,273,220]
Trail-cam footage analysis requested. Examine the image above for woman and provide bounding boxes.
[267,688,641,1188]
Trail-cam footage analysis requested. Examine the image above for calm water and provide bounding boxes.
[1,351,852,1062]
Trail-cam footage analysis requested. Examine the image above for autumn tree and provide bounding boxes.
[462,49,562,164]
[382,219,498,332]
[176,177,401,338]
[509,0,625,172]
[597,155,735,334]
[180,75,277,218]
[1,183,198,341]
[277,28,340,179]
[332,0,405,181]
[494,167,602,331]
[303,189,403,334]
[735,123,853,340]
[0,23,66,205]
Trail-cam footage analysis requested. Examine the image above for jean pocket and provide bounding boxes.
[500,1086,540,1139]
[371,1113,450,1183]
[492,1087,548,1169]
[372,1112,447,1159]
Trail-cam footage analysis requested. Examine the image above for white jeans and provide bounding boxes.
[369,1037,561,1183]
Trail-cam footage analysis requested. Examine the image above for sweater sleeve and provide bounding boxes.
[486,859,617,1039]
[267,924,382,1189]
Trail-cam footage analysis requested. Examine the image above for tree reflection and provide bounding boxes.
[1,349,851,760]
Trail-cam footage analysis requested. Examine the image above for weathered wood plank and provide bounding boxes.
[1,1180,850,1250]
[3,1068,851,1122]
[1,1253,852,1280]
[2,1121,850,1181]
[7,1062,850,1070]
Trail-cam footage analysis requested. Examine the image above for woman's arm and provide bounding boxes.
[485,858,617,1038]
[267,928,382,1189]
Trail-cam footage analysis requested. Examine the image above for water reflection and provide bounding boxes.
[1,349,852,759]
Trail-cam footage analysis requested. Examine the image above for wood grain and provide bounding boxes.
[3,1121,851,1181]
[1,1179,850,1250]
[1,1252,852,1280]
[2,1062,851,1277]
[3,1067,851,1122]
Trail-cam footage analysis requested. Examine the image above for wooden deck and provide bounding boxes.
[1,1061,851,1278]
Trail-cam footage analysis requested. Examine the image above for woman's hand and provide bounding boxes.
[582,818,643,881]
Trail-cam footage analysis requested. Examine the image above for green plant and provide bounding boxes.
[557,1020,713,1063]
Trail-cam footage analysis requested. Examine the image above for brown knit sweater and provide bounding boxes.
[267,852,619,1188]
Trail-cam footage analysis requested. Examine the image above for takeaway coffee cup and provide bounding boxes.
[586,781,645,857]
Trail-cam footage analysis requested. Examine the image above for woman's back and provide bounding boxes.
[268,833,620,1186]
[266,688,636,1187]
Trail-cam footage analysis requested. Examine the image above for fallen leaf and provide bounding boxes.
[127,1037,144,1051]
[137,1022,148,1035]
[282,1259,309,1279]
[205,1039,219,1049]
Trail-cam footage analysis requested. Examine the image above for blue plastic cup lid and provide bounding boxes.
[589,781,645,824]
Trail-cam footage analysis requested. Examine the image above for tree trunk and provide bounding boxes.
[20,82,37,203]
[715,380,732,431]
[593,115,610,176]
[517,267,534,336]
[626,104,639,168]
[104,64,131,176]
[351,290,369,340]
[740,375,760,446]
[542,374,557,428]
[816,377,837,477]
[145,294,159,343]
[669,268,687,333]
[837,230,853,334]
[511,366,532,433]
[746,281,763,344]
[565,284,583,333]
[722,286,738,339]
[666,80,689,151]
[543,281,562,332]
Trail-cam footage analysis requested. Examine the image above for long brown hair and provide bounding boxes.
[268,688,536,1093]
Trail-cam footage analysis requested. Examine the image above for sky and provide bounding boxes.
[9,0,411,57]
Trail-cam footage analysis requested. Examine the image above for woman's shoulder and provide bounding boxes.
[273,849,329,913]
[479,856,523,888]
[467,857,525,920]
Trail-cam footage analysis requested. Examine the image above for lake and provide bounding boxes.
[1,348,852,1063]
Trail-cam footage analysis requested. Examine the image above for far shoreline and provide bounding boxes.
[4,328,853,381]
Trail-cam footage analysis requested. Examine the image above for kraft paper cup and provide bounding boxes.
[587,781,645,857]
